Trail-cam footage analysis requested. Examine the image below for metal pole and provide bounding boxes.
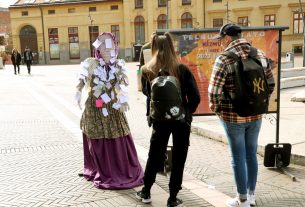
[39,5,46,64]
[88,13,94,57]
[203,0,206,28]
[166,0,169,30]
[276,30,283,144]
[299,0,305,67]
[226,1,229,23]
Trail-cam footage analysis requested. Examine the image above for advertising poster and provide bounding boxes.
[170,29,280,115]
[69,43,80,59]
[50,44,60,59]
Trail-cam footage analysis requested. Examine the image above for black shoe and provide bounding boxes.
[136,188,151,204]
[167,197,183,207]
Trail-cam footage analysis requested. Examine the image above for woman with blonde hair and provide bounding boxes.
[136,33,200,207]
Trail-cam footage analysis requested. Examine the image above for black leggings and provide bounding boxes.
[13,64,20,74]
[143,121,190,198]
[25,61,31,73]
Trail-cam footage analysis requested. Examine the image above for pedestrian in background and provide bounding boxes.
[1,51,8,67]
[75,32,143,190]
[11,48,21,75]
[208,23,275,207]
[137,33,200,207]
[23,46,33,75]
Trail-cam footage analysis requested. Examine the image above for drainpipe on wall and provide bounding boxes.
[203,0,206,28]
[299,0,305,67]
[39,4,46,64]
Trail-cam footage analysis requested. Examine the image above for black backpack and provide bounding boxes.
[223,47,270,117]
[150,69,185,121]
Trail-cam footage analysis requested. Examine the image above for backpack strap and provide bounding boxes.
[222,50,239,61]
[248,46,258,58]
[158,68,170,76]
[221,51,240,101]
[223,47,258,60]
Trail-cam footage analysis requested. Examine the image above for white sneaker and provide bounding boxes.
[226,197,250,207]
[247,194,256,206]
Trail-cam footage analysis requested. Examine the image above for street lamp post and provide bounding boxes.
[225,1,229,23]
[166,0,170,30]
[299,0,305,67]
[88,12,94,57]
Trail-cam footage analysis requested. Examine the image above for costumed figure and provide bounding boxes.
[75,32,144,189]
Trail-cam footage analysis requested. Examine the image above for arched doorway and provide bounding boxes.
[20,25,38,64]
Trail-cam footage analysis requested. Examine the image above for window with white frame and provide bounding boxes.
[181,12,193,28]
[157,14,167,29]
[158,0,166,7]
[213,18,223,28]
[264,14,275,26]
[182,0,191,5]
[48,28,59,60]
[135,0,143,8]
[238,16,249,26]
[68,27,80,59]
[111,25,120,42]
[134,16,145,43]
[293,12,304,34]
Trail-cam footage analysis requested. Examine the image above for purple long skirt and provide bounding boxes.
[82,133,144,189]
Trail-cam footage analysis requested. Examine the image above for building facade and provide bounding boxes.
[8,0,305,64]
[0,7,12,53]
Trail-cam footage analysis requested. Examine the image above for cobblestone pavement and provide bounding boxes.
[0,63,305,207]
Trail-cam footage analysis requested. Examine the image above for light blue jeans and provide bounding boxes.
[221,119,262,200]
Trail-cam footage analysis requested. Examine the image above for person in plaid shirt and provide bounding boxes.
[208,24,275,207]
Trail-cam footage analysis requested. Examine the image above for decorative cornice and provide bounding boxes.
[207,9,227,14]
[259,5,281,10]
[288,3,305,8]
[232,7,254,12]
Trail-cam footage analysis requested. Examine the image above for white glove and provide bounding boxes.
[75,91,82,110]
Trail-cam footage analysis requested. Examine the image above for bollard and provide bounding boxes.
[136,64,142,91]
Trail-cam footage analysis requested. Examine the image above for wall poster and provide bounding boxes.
[168,28,282,115]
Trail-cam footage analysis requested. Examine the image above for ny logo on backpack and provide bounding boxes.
[223,46,270,117]
[150,70,185,121]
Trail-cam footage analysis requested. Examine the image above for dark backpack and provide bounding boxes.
[150,70,185,121]
[223,47,269,117]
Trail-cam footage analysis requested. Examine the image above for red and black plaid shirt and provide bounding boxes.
[208,39,275,123]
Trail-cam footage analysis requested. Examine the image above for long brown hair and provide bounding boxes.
[142,32,179,82]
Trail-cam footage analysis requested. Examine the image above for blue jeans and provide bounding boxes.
[221,119,262,200]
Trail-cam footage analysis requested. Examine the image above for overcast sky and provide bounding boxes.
[0,0,17,8]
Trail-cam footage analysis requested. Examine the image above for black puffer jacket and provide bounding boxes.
[11,52,22,65]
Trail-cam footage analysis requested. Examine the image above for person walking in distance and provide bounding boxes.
[11,48,22,75]
[1,51,8,67]
[208,23,275,207]
[23,46,33,75]
[136,33,200,207]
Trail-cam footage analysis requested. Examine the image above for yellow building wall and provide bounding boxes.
[9,0,305,64]
[10,1,125,64]
[204,0,305,53]
[10,7,42,51]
